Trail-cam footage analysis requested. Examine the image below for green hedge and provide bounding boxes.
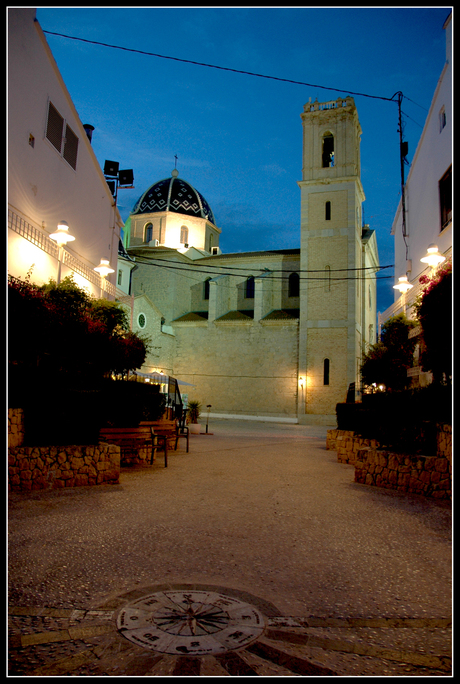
[336,386,451,456]
[20,379,166,446]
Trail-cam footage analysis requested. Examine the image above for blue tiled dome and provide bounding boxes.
[131,171,216,224]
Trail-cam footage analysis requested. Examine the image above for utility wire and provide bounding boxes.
[131,255,393,274]
[133,255,392,281]
[42,29,399,104]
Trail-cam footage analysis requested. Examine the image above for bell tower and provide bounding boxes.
[297,97,367,422]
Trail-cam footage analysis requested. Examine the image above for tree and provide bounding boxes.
[360,314,418,391]
[8,274,150,385]
[413,259,452,384]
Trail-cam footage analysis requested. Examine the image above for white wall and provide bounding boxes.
[392,13,452,292]
[8,8,122,293]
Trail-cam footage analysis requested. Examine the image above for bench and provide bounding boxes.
[99,426,169,467]
[140,415,189,456]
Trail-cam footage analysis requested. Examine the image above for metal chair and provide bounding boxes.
[175,409,189,452]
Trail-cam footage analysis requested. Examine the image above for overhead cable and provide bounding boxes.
[42,29,399,104]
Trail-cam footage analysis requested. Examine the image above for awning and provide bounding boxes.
[132,371,196,388]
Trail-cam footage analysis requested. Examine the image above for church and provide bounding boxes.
[119,97,379,425]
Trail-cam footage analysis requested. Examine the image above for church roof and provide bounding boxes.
[131,171,216,224]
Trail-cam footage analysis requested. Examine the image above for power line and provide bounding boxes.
[131,254,393,274]
[42,29,398,104]
[133,255,392,281]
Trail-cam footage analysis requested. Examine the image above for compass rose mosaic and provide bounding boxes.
[116,590,265,655]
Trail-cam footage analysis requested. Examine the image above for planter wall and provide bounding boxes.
[327,424,452,500]
[326,429,379,464]
[355,448,451,500]
[8,444,120,492]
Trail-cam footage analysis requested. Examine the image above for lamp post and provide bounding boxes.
[94,257,115,297]
[49,220,75,283]
[393,275,413,315]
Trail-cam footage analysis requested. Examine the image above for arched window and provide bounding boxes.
[204,277,211,300]
[323,358,330,386]
[322,133,334,168]
[288,272,300,297]
[180,226,189,245]
[144,223,153,243]
[325,265,331,292]
[245,276,255,299]
[325,201,331,220]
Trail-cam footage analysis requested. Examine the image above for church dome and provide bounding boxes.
[131,170,216,224]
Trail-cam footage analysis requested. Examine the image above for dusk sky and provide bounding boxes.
[36,6,451,312]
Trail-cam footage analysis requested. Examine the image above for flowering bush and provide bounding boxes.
[412,258,452,384]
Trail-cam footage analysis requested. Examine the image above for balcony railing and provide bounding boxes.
[8,208,119,299]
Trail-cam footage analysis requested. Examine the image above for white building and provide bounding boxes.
[8,8,123,300]
[380,11,452,327]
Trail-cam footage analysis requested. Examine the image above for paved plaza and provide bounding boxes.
[8,419,452,676]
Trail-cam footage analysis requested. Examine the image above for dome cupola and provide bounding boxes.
[131,169,216,224]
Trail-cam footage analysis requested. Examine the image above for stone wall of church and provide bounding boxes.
[306,327,349,414]
[172,321,299,417]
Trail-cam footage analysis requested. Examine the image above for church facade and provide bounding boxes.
[121,97,379,424]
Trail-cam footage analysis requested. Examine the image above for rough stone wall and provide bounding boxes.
[8,408,24,448]
[326,429,379,464]
[8,444,120,492]
[437,424,452,461]
[354,448,451,500]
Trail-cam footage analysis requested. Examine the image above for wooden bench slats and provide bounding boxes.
[99,426,169,467]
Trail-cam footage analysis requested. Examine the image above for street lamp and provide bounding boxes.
[49,220,75,246]
[94,257,115,278]
[420,244,446,270]
[94,257,115,296]
[393,275,413,314]
[393,275,413,294]
[49,220,75,283]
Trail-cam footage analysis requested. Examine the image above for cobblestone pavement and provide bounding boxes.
[8,420,452,676]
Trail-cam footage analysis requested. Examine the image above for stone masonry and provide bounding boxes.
[327,425,452,500]
[8,444,120,492]
[354,449,451,500]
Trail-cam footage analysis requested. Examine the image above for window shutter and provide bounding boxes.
[63,124,79,170]
[46,102,64,152]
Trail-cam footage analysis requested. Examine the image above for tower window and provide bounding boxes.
[325,201,331,220]
[288,272,300,297]
[325,265,331,292]
[118,269,123,286]
[180,226,189,245]
[322,133,334,168]
[245,276,255,299]
[144,223,153,243]
[323,358,330,386]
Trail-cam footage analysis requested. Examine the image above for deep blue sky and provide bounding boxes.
[36,6,451,312]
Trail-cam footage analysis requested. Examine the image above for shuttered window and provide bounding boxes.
[45,102,64,152]
[63,124,79,170]
[45,101,79,170]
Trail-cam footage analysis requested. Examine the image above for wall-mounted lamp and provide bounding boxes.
[420,244,446,269]
[49,220,75,246]
[94,257,115,278]
[49,221,75,283]
[393,275,413,294]
[299,376,305,389]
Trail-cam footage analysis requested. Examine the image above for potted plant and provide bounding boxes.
[187,399,202,434]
